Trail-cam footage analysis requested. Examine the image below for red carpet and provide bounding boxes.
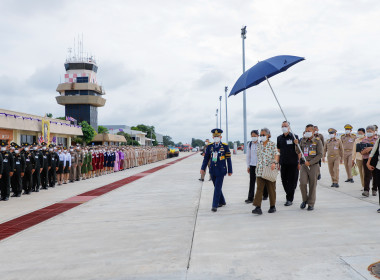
[0,153,195,241]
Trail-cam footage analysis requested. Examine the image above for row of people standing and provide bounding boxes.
[0,141,167,201]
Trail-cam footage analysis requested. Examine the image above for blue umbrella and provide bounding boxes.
[229,55,307,163]
[229,55,305,96]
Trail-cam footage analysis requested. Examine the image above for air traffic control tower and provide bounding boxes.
[56,50,106,131]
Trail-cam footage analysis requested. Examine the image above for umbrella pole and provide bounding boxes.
[265,76,308,165]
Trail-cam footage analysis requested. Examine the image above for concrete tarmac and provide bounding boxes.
[0,152,379,280]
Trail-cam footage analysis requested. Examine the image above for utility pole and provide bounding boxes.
[215,109,218,128]
[225,86,228,143]
[219,96,222,129]
[241,26,247,154]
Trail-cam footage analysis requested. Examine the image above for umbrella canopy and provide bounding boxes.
[229,55,305,96]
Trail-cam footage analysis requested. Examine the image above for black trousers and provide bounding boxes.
[0,172,11,198]
[11,173,22,195]
[248,166,268,200]
[48,167,56,187]
[23,169,33,193]
[376,168,380,205]
[32,169,41,191]
[363,159,378,192]
[280,163,299,202]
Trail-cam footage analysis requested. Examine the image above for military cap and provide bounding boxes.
[21,143,28,147]
[344,124,353,130]
[1,141,7,147]
[48,144,55,148]
[328,128,337,134]
[32,142,38,146]
[211,128,223,137]
[14,144,20,149]
[41,142,47,146]
[10,142,17,147]
[63,147,67,150]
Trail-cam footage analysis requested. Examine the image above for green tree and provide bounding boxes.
[117,131,140,146]
[163,135,175,147]
[98,125,109,134]
[56,116,66,120]
[79,121,96,144]
[46,113,53,118]
[131,124,158,146]
[191,138,205,148]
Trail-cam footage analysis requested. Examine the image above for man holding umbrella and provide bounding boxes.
[200,129,232,212]
[294,124,323,211]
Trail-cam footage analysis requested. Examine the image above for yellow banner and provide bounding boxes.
[42,119,50,144]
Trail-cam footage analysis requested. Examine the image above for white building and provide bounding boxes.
[102,125,155,146]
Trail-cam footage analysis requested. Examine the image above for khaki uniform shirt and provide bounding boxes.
[323,138,343,158]
[296,136,323,165]
[341,134,356,154]
[70,152,78,165]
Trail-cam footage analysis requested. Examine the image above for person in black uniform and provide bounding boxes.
[1,141,14,201]
[48,144,59,188]
[32,142,43,192]
[11,144,26,197]
[22,143,35,195]
[277,121,300,206]
[40,142,50,190]
[200,129,233,212]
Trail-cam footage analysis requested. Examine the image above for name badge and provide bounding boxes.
[26,159,30,162]
[286,140,293,145]
[303,147,309,157]
[348,139,353,142]
[43,156,47,159]
[334,146,339,150]
[35,156,39,159]
[212,152,218,162]
[16,161,20,165]
[4,159,8,163]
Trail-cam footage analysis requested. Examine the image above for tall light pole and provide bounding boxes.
[225,86,228,143]
[241,26,247,154]
[215,109,219,128]
[219,96,222,129]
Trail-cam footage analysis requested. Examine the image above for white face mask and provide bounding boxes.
[33,147,37,150]
[213,137,221,143]
[328,134,335,139]
[358,134,365,139]
[366,132,374,138]
[304,132,313,138]
[251,137,258,142]
[25,148,29,152]
[281,127,289,133]
[1,147,6,151]
[15,150,20,154]
[49,148,53,152]
[314,131,319,135]
[70,149,73,152]
[345,130,351,134]
[64,150,67,153]
[260,136,267,142]
[42,147,47,150]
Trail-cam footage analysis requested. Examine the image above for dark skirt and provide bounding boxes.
[64,162,70,174]
[57,161,64,174]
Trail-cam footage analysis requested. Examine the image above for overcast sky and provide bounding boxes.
[1,0,380,144]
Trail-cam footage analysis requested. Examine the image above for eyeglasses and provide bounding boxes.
[260,135,266,137]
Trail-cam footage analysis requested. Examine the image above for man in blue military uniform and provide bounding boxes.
[200,129,233,212]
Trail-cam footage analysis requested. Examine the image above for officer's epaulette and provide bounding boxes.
[207,142,213,146]
[222,142,228,146]
[352,133,356,137]
[314,137,320,141]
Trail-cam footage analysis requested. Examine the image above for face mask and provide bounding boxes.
[358,134,365,139]
[281,127,289,133]
[49,148,53,152]
[328,134,335,139]
[314,131,319,135]
[25,148,29,152]
[345,130,351,134]
[260,136,267,142]
[304,132,313,138]
[366,132,374,138]
[213,137,221,143]
[15,150,19,154]
[1,147,6,151]
[251,137,258,142]
[33,147,37,150]
[70,149,73,152]
[42,147,46,150]
[64,150,67,153]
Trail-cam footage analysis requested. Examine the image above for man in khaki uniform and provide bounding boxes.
[323,128,343,188]
[295,124,323,211]
[69,146,78,183]
[76,145,83,181]
[341,124,356,183]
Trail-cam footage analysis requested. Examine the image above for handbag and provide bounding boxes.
[262,165,278,182]
[351,163,359,177]
[370,139,379,168]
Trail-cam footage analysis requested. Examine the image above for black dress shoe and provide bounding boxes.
[317,174,321,180]
[252,207,263,215]
[35,189,39,192]
[300,201,307,209]
[268,206,276,213]
[307,205,314,211]
[263,196,268,201]
[335,184,339,188]
[377,208,380,213]
[211,208,217,212]
[11,193,17,197]
[245,199,253,204]
[3,197,9,201]
[16,194,21,197]
[284,201,293,206]
[218,203,226,208]
[349,179,354,183]
[344,179,350,182]
[198,178,204,182]
[330,184,335,187]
